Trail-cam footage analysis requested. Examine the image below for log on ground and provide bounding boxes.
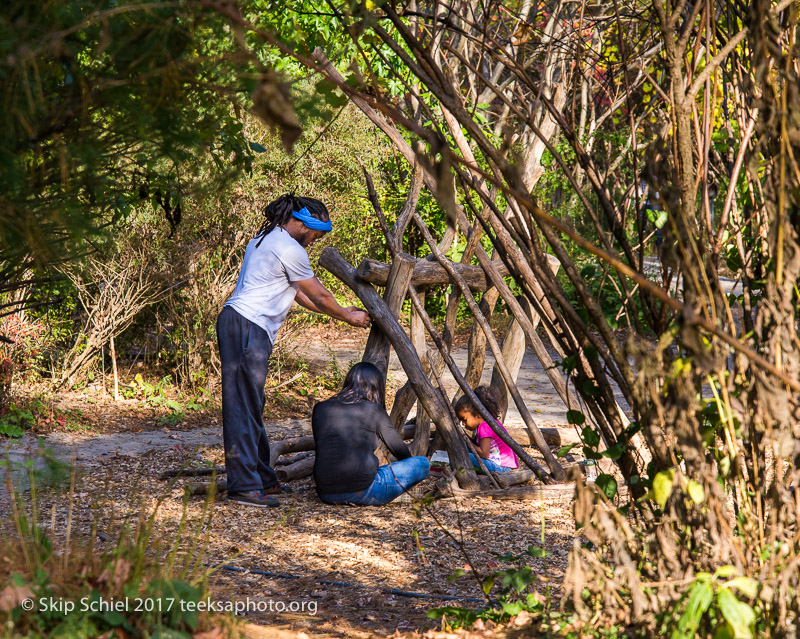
[268,436,315,467]
[187,480,227,496]
[275,456,315,482]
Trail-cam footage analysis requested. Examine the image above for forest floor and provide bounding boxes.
[1,321,605,638]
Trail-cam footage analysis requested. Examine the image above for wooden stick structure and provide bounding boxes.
[408,209,566,481]
[406,285,554,483]
[315,165,596,486]
[319,247,481,490]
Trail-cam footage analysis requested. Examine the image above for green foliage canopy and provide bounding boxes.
[0,0,254,288]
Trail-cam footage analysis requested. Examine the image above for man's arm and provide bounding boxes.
[294,276,370,327]
[293,286,325,314]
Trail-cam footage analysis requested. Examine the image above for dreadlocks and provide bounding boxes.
[255,194,330,247]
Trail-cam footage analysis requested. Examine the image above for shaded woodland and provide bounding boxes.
[2,0,800,636]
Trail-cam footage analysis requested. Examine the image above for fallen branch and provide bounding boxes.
[268,436,315,467]
[357,257,509,291]
[275,451,313,466]
[158,466,225,481]
[187,480,227,495]
[275,456,315,482]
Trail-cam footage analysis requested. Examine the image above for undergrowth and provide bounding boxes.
[0,450,239,638]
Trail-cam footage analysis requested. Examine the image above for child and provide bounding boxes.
[454,386,519,474]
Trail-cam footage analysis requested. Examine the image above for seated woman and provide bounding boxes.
[312,362,430,505]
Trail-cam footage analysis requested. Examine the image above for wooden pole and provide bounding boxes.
[409,290,430,456]
[319,247,480,490]
[268,436,315,467]
[489,298,532,421]
[406,286,553,482]
[410,212,566,481]
[464,287,500,389]
[361,252,416,376]
[110,334,119,401]
[424,347,502,489]
[101,344,107,397]
[356,258,509,291]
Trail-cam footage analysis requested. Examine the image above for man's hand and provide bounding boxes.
[346,307,371,328]
[294,277,372,327]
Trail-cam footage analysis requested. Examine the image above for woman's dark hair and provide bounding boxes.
[255,194,330,246]
[454,385,501,420]
[335,362,386,408]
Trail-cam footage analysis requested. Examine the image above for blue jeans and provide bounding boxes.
[469,453,514,474]
[319,456,430,506]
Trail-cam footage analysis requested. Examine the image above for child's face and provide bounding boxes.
[456,409,483,431]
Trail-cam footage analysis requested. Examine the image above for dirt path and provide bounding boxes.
[3,422,576,638]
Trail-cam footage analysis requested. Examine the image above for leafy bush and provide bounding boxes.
[428,545,549,630]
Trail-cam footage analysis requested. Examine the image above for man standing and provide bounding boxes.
[217,195,370,507]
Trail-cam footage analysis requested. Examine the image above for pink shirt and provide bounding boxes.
[476,420,518,469]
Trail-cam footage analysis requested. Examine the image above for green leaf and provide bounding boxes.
[723,577,758,599]
[567,410,586,425]
[653,469,675,509]
[102,610,127,627]
[646,207,668,229]
[582,447,603,460]
[525,545,550,558]
[482,575,495,595]
[502,566,535,593]
[581,381,600,397]
[717,587,756,638]
[448,569,465,581]
[595,474,618,500]
[713,623,736,639]
[687,480,705,504]
[151,630,192,639]
[714,565,739,579]
[557,443,579,458]
[581,426,601,448]
[248,141,267,153]
[601,443,626,460]
[671,581,713,639]
[526,592,543,610]
[501,600,524,616]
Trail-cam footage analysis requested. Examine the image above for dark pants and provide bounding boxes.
[217,306,278,493]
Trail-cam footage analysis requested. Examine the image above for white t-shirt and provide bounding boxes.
[224,228,314,343]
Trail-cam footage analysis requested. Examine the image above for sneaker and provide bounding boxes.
[228,490,280,508]
[261,483,293,495]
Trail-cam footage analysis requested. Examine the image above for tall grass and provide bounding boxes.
[0,454,237,638]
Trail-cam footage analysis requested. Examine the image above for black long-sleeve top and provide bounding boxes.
[311,398,411,495]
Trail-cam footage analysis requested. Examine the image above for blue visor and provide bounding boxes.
[292,207,332,232]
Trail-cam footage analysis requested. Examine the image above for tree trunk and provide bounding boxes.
[410,290,431,456]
